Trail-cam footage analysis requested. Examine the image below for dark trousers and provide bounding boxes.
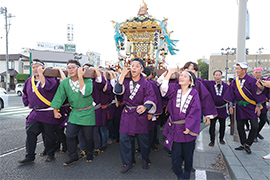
[209,117,226,143]
[257,113,268,135]
[120,133,150,165]
[107,119,114,139]
[93,126,101,149]
[113,117,120,142]
[237,119,258,146]
[171,140,195,180]
[66,123,94,160]
[25,122,58,159]
[55,128,67,152]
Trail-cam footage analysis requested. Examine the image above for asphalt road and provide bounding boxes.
[0,94,228,180]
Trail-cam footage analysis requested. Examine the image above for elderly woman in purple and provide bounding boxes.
[160,68,201,180]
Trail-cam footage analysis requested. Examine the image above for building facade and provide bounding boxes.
[0,54,29,89]
[209,54,270,80]
[86,51,101,67]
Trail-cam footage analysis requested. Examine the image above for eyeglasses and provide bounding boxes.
[67,66,78,71]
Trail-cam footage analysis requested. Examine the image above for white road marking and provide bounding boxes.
[0,106,31,116]
[12,113,30,117]
[197,132,204,151]
[195,170,207,180]
[0,109,31,116]
[0,142,42,158]
[1,107,29,112]
[8,94,19,97]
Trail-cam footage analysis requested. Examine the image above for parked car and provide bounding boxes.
[15,83,24,96]
[0,91,9,110]
[0,87,7,94]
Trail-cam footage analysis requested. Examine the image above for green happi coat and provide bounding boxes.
[51,77,95,126]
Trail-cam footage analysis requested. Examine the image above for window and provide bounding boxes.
[24,65,30,70]
[8,61,15,69]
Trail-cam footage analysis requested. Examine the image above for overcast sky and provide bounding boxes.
[0,0,269,68]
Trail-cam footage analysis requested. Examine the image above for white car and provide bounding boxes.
[15,83,24,96]
[0,91,9,110]
[0,87,7,94]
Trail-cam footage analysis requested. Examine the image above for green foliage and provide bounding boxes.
[16,73,30,83]
[197,59,209,80]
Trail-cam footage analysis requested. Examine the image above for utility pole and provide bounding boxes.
[0,7,15,91]
[234,0,248,142]
[236,0,247,63]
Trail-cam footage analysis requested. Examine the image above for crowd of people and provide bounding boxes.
[16,58,269,180]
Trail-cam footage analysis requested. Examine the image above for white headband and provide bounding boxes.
[67,64,79,68]
[184,70,195,87]
[31,61,44,66]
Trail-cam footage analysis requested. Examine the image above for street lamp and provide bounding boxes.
[0,7,15,91]
[221,47,236,83]
[257,47,264,67]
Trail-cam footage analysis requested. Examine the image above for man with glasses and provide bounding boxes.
[51,59,104,166]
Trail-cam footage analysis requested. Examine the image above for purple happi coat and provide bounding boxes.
[92,76,106,126]
[259,77,268,114]
[114,75,157,136]
[223,74,266,120]
[99,80,112,126]
[195,79,218,117]
[22,76,59,124]
[162,84,201,150]
[107,78,118,120]
[115,95,124,118]
[148,79,163,115]
[202,80,229,119]
[166,77,217,117]
[147,79,163,131]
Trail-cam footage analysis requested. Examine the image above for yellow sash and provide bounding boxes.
[31,76,51,106]
[235,77,262,109]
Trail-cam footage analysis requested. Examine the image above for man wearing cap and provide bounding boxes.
[17,59,60,165]
[114,58,157,173]
[253,68,269,142]
[224,62,265,154]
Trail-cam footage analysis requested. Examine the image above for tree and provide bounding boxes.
[197,59,209,80]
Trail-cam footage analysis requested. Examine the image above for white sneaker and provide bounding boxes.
[263,153,270,160]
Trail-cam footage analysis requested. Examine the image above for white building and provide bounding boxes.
[0,54,29,89]
[86,51,101,67]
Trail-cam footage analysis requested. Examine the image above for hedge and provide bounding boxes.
[16,73,30,83]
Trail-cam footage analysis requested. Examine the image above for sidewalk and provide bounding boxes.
[218,122,270,180]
